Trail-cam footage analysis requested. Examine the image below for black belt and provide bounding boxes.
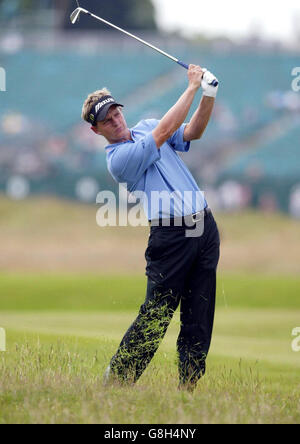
[149,208,212,227]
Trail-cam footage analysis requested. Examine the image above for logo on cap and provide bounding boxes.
[95,97,115,114]
[89,113,95,123]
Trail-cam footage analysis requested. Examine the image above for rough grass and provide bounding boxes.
[0,331,299,424]
[0,276,299,424]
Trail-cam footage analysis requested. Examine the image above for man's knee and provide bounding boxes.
[178,322,206,344]
[143,283,181,314]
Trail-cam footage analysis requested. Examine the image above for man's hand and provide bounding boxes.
[188,65,204,90]
[201,69,219,98]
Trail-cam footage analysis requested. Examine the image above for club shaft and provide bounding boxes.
[86,11,179,64]
[72,8,218,85]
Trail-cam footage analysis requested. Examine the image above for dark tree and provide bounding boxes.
[62,0,157,31]
[0,0,157,30]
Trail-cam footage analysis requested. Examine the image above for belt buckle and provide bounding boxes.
[192,211,203,223]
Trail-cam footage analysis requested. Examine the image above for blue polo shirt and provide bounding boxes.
[105,119,206,220]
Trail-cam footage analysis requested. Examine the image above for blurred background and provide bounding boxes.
[1,3,299,425]
[1,0,300,210]
[0,0,299,275]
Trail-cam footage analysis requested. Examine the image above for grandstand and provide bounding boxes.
[0,38,299,214]
[218,121,300,213]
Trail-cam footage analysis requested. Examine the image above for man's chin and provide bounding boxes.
[116,129,130,142]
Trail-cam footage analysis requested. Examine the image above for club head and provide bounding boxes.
[70,7,84,24]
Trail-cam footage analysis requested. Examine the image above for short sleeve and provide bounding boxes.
[107,131,161,185]
[167,124,190,152]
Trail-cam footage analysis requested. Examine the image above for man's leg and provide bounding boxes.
[109,279,181,383]
[107,224,197,384]
[177,213,220,389]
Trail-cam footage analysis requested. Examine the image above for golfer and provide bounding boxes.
[82,65,220,391]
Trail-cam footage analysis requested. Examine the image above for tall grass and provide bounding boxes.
[0,334,299,424]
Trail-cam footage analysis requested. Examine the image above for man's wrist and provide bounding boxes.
[201,95,215,103]
[187,84,200,94]
[203,89,218,98]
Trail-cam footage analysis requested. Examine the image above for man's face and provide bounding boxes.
[95,105,130,144]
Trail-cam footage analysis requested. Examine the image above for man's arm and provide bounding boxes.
[184,68,219,141]
[183,96,215,142]
[152,65,203,149]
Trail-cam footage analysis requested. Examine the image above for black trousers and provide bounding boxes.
[110,211,220,385]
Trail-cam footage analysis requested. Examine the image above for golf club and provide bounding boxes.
[70,3,218,87]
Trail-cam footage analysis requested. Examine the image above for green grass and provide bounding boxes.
[0,326,299,424]
[0,273,300,424]
[0,272,299,311]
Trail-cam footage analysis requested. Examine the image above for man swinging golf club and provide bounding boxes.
[81,64,220,391]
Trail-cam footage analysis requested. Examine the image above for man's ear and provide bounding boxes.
[90,126,101,135]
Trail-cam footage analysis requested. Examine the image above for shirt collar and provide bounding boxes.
[105,128,135,152]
